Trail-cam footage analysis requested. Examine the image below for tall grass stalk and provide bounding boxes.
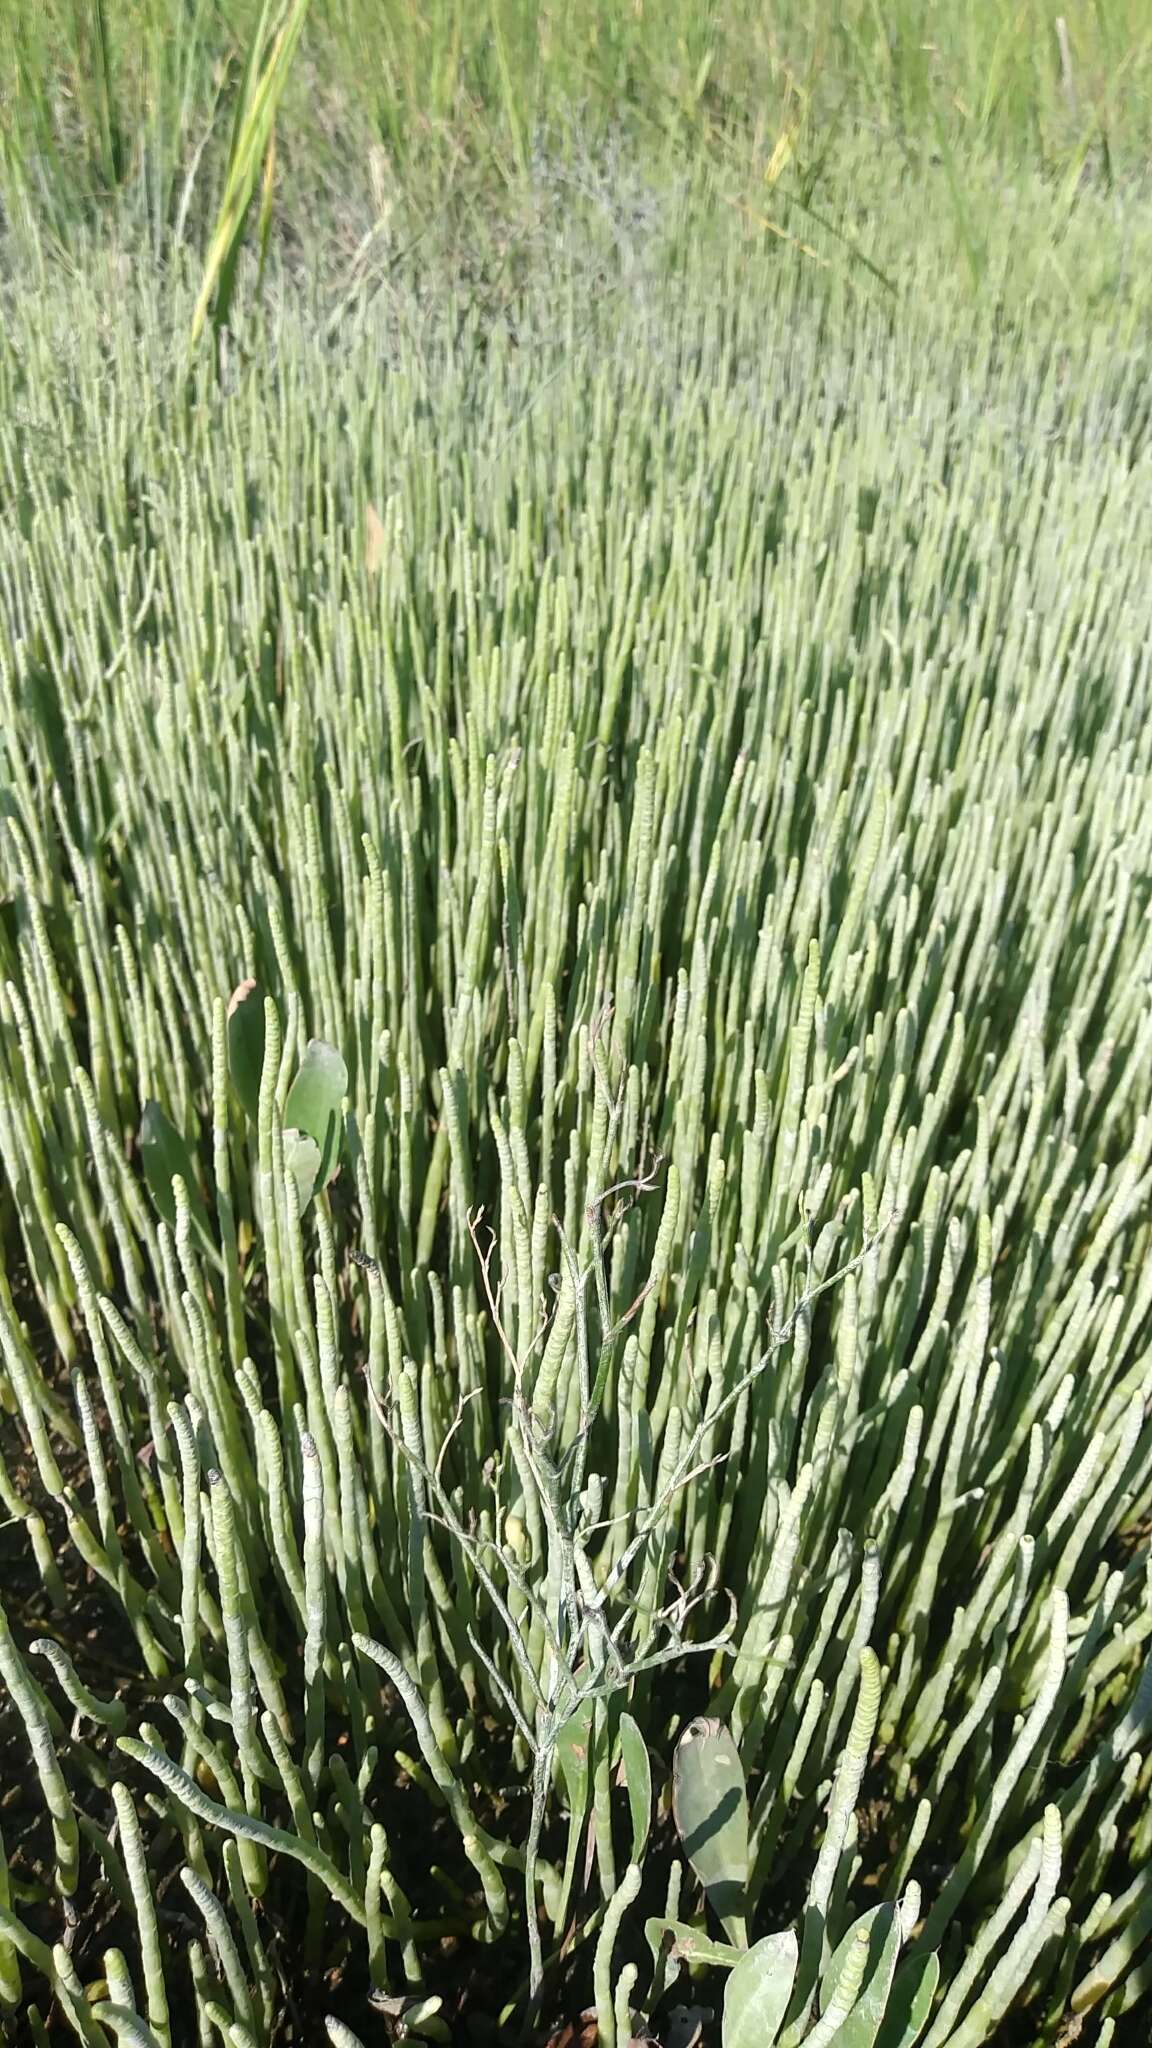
[189,0,312,347]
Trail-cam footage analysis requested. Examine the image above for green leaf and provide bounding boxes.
[673,1716,750,1947]
[644,1918,746,1971]
[618,1712,652,1864]
[190,0,312,347]
[226,979,267,1125]
[140,1101,211,1244]
[283,1128,323,1217]
[873,1952,939,2048]
[556,1696,594,1820]
[722,1930,798,2048]
[284,1038,347,1187]
[824,1904,902,2048]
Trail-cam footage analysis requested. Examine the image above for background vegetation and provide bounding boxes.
[3,0,1152,260]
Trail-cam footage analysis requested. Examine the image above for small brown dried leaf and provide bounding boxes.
[365,501,386,575]
[544,2010,599,2048]
[226,975,257,1019]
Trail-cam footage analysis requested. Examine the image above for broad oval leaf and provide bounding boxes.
[618,1712,652,1863]
[673,1717,750,1948]
[556,1695,595,1820]
[140,1100,211,1247]
[873,1952,940,2048]
[722,1930,798,2048]
[284,1038,347,1187]
[824,1904,902,2048]
[283,1127,322,1217]
[226,979,267,1125]
[644,1918,745,1971]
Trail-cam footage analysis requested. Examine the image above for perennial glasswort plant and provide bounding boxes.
[0,215,1151,2046]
